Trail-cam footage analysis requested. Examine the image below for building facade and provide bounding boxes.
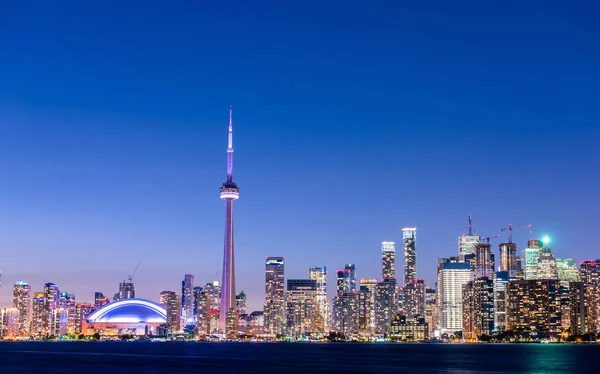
[381,241,396,280]
[13,281,31,336]
[264,257,285,335]
[181,274,195,325]
[403,228,417,286]
[309,266,329,330]
[286,279,318,337]
[436,259,472,333]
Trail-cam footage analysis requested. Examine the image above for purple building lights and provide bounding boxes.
[219,106,240,336]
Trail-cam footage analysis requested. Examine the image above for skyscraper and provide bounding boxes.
[475,243,493,278]
[374,279,396,334]
[336,270,352,295]
[333,292,360,335]
[118,281,135,300]
[404,279,426,318]
[359,279,377,333]
[13,281,31,336]
[536,247,559,280]
[524,239,543,280]
[309,267,329,330]
[94,292,110,308]
[236,291,247,315]
[219,106,240,337]
[493,271,509,332]
[556,258,578,282]
[181,274,195,325]
[74,303,93,335]
[381,241,396,280]
[403,228,417,286]
[579,260,600,333]
[436,258,472,333]
[59,292,76,334]
[507,279,562,339]
[286,279,318,337]
[345,264,357,291]
[31,292,45,337]
[458,215,481,262]
[43,283,59,336]
[264,257,285,335]
[161,291,181,332]
[498,242,517,278]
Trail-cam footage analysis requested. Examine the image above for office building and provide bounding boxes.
[236,291,247,315]
[59,292,76,334]
[404,279,426,318]
[181,274,195,325]
[499,242,517,278]
[568,282,587,335]
[524,239,543,280]
[161,291,181,332]
[381,241,396,280]
[195,289,209,335]
[388,314,428,341]
[557,258,578,282]
[536,248,559,280]
[579,260,600,333]
[345,264,357,291]
[309,267,329,330]
[424,288,436,337]
[436,259,472,333]
[403,228,417,285]
[507,279,562,339]
[459,215,480,261]
[13,281,31,336]
[286,279,318,337]
[192,286,204,318]
[336,269,352,295]
[74,303,93,334]
[264,257,285,335]
[31,292,45,337]
[462,277,494,340]
[219,106,240,337]
[204,281,221,310]
[494,271,509,332]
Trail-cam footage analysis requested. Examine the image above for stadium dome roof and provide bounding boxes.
[86,298,167,324]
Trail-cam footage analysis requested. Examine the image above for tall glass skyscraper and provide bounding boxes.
[345,264,357,291]
[381,241,396,280]
[181,274,195,324]
[264,257,285,335]
[403,228,417,286]
[13,281,31,336]
[436,258,472,333]
[309,267,329,330]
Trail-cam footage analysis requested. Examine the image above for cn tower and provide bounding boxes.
[219,105,239,336]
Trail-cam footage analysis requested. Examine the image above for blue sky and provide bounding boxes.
[0,1,599,311]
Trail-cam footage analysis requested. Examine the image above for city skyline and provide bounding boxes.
[1,1,599,314]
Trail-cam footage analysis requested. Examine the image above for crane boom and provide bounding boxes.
[501,224,532,243]
[128,262,142,282]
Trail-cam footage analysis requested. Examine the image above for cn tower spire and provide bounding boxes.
[227,105,234,182]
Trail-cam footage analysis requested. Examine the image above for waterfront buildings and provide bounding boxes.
[43,283,59,336]
[286,279,318,337]
[309,267,329,330]
[0,308,19,337]
[181,274,195,324]
[74,302,93,334]
[345,264,357,291]
[536,248,559,280]
[264,257,285,335]
[333,291,360,335]
[404,279,426,318]
[374,279,396,334]
[475,243,493,279]
[13,281,31,336]
[219,106,240,337]
[31,292,45,337]
[436,258,472,333]
[424,287,437,337]
[498,242,518,279]
[506,279,562,339]
[579,260,600,333]
[403,228,417,286]
[388,314,428,341]
[359,279,377,333]
[336,269,352,294]
[462,277,494,340]
[493,271,509,332]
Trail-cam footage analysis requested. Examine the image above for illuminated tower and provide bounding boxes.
[264,257,285,335]
[181,274,195,324]
[403,228,417,285]
[219,106,240,337]
[381,241,396,280]
[499,242,518,278]
[459,215,480,261]
[13,281,32,336]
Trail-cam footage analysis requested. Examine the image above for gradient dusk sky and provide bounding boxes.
[0,1,598,312]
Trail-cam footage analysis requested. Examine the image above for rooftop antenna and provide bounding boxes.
[468,214,473,236]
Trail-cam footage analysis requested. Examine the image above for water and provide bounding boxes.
[0,341,597,373]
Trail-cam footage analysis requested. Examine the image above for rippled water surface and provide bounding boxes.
[0,341,597,373]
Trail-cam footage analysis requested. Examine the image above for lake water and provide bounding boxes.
[0,341,596,373]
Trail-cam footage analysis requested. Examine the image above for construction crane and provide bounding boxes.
[481,234,500,244]
[127,262,142,283]
[501,224,532,244]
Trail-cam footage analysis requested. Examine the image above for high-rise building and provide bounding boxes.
[462,277,494,340]
[344,264,357,291]
[118,282,135,300]
[219,106,240,337]
[309,267,329,330]
[236,291,247,315]
[568,281,587,335]
[359,279,377,333]
[181,274,195,325]
[524,239,543,280]
[424,288,436,337]
[94,292,110,308]
[579,260,600,333]
[436,258,472,333]
[402,228,417,286]
[404,279,426,318]
[74,303,93,334]
[264,257,285,335]
[381,241,396,280]
[493,271,509,332]
[161,291,181,332]
[31,292,45,337]
[43,283,59,336]
[333,291,360,335]
[536,248,559,280]
[507,279,562,339]
[13,281,31,336]
[458,215,480,262]
[59,292,76,334]
[557,258,578,282]
[195,289,209,335]
[193,286,204,318]
[475,243,493,279]
[336,270,352,295]
[0,308,20,337]
[286,279,318,337]
[374,279,396,334]
[204,281,221,310]
[498,242,517,278]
